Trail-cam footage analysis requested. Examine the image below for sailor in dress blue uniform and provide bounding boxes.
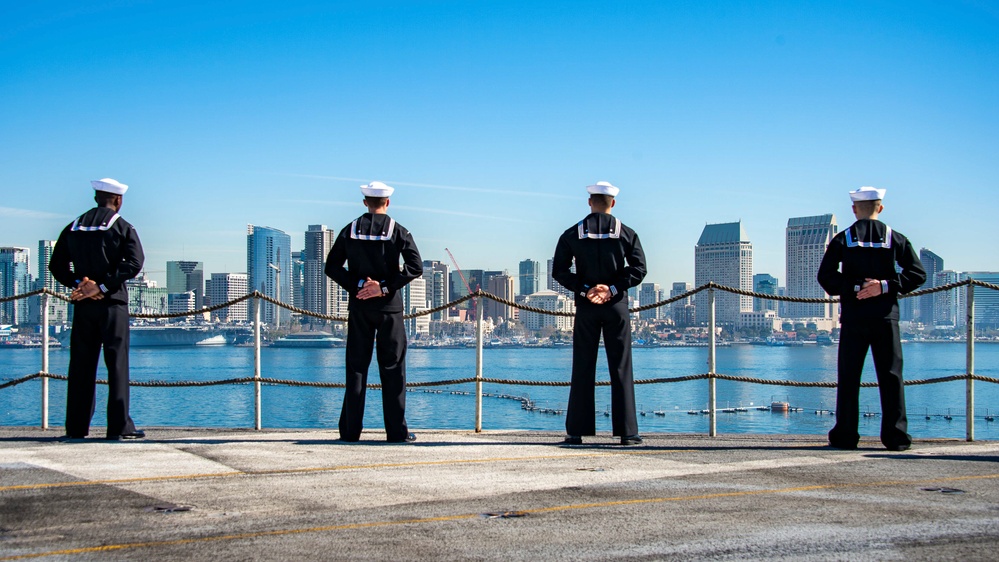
[325,182,423,443]
[818,186,926,451]
[553,181,647,445]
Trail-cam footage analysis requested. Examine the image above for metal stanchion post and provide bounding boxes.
[41,292,49,430]
[966,283,975,442]
[708,287,716,437]
[254,295,262,431]
[475,294,484,433]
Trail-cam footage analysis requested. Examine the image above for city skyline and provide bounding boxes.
[1,2,997,290]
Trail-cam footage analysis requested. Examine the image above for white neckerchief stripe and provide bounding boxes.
[578,217,621,239]
[845,225,893,248]
[70,213,121,232]
[350,218,396,241]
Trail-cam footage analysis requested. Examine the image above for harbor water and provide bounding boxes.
[2,343,998,440]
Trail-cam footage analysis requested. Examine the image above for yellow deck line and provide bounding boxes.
[3,471,997,561]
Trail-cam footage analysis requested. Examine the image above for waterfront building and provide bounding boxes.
[206,272,249,322]
[694,221,753,327]
[484,273,516,323]
[422,260,450,321]
[247,225,292,326]
[546,258,574,299]
[518,259,540,296]
[670,282,695,327]
[785,214,836,320]
[401,276,430,337]
[932,270,967,328]
[920,248,944,325]
[303,225,342,319]
[520,290,574,332]
[753,274,778,313]
[126,273,169,316]
[291,250,304,310]
[168,291,197,316]
[639,283,662,321]
[166,261,204,309]
[739,310,780,332]
[29,240,69,325]
[967,272,999,328]
[0,247,31,325]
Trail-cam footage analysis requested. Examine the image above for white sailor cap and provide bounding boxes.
[91,178,128,195]
[360,181,394,198]
[586,181,620,197]
[849,186,885,202]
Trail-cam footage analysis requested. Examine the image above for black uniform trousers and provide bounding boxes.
[829,319,911,450]
[66,301,137,438]
[566,299,638,438]
[340,308,409,442]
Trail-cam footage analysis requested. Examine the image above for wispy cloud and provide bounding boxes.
[0,206,67,220]
[283,174,576,200]
[291,199,540,224]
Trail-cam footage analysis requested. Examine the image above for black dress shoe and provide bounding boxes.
[885,444,911,452]
[58,434,86,442]
[620,435,643,445]
[388,433,417,443]
[562,436,583,445]
[828,442,858,450]
[107,430,146,441]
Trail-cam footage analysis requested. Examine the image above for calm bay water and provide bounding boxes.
[2,343,998,440]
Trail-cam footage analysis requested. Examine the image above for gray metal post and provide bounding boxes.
[254,296,262,430]
[41,292,49,430]
[966,283,975,442]
[475,295,484,433]
[708,287,717,437]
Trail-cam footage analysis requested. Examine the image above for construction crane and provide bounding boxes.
[445,247,478,319]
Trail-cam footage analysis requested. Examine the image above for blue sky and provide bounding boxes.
[2,1,997,290]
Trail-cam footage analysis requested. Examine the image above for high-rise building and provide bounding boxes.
[485,274,516,322]
[670,281,695,327]
[638,283,662,321]
[919,248,944,325]
[303,225,343,319]
[166,261,204,309]
[291,250,304,309]
[402,276,430,337]
[29,240,70,325]
[207,272,249,322]
[694,221,753,326]
[785,214,836,320]
[753,274,778,312]
[518,259,539,296]
[247,225,292,326]
[422,260,450,320]
[932,270,967,328]
[546,258,573,299]
[0,247,31,325]
[967,272,999,328]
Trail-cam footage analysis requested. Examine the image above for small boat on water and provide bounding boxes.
[770,401,790,412]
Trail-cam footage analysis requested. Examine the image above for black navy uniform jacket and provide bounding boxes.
[325,213,423,313]
[552,213,647,305]
[817,219,926,322]
[49,207,145,302]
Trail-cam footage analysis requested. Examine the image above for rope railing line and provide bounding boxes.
[5,372,996,391]
[1,279,994,322]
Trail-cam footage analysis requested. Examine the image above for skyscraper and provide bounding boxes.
[422,260,450,320]
[0,247,30,325]
[932,270,967,328]
[402,276,430,337]
[518,259,539,296]
[303,225,341,318]
[753,273,778,312]
[31,240,70,325]
[670,281,694,327]
[967,272,999,328]
[485,273,516,322]
[694,221,753,326]
[207,272,249,322]
[638,282,662,321]
[166,261,204,309]
[785,214,836,320]
[247,225,292,326]
[919,248,944,325]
